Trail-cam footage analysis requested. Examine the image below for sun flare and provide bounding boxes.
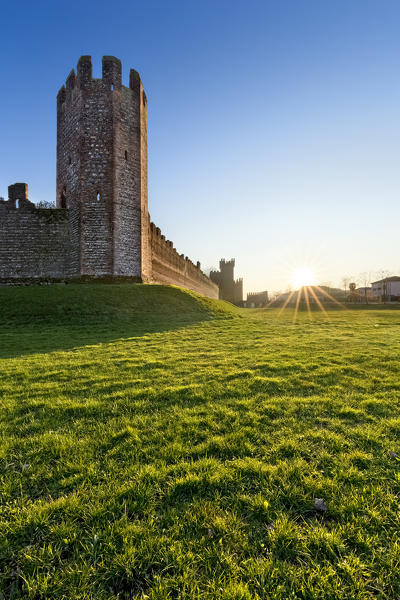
[292,267,316,288]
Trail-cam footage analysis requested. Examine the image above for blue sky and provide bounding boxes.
[1,0,400,293]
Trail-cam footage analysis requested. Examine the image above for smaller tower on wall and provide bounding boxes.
[233,277,243,305]
[210,258,243,304]
[7,183,32,209]
[219,259,235,302]
[57,56,151,280]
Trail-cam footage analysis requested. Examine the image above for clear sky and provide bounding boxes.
[1,0,400,293]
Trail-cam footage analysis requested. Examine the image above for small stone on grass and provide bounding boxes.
[314,498,327,513]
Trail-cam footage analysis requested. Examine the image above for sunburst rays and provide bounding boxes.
[268,284,348,323]
[293,285,303,322]
[303,285,313,320]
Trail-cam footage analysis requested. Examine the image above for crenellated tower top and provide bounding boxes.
[57,56,147,107]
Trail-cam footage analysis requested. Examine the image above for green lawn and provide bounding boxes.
[1,284,399,599]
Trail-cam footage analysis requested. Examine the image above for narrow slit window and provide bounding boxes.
[15,199,19,209]
[125,150,128,160]
[111,84,114,91]
[97,192,101,201]
[60,187,67,208]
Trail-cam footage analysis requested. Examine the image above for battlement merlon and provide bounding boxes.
[77,55,92,85]
[66,69,76,90]
[102,56,122,89]
[129,68,147,105]
[57,85,66,107]
[65,70,76,102]
[8,183,28,202]
[129,68,141,93]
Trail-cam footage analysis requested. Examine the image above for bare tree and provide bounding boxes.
[36,200,56,209]
[271,290,283,304]
[342,277,351,302]
[358,271,371,304]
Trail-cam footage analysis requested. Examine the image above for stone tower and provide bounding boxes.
[219,259,235,299]
[209,259,243,304]
[56,55,151,280]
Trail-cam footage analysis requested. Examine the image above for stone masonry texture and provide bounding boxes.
[0,191,69,283]
[1,56,218,299]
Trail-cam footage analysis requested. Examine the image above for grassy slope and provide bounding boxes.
[0,284,399,600]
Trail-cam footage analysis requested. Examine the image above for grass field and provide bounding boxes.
[1,284,399,599]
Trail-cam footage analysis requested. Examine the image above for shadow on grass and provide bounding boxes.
[0,318,209,359]
[0,283,231,358]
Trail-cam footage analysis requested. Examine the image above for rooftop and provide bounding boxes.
[371,276,400,284]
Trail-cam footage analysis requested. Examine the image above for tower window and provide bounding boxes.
[97,192,101,201]
[124,150,128,160]
[111,84,114,91]
[68,156,72,165]
[60,186,67,209]
[15,199,19,209]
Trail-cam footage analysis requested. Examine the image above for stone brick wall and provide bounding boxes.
[150,222,218,299]
[0,200,70,282]
[245,291,269,307]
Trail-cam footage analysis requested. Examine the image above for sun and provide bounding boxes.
[292,267,316,288]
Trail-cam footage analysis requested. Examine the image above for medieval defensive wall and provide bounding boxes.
[0,56,218,299]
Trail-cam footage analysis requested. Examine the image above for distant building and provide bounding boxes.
[245,291,269,308]
[355,287,371,303]
[371,277,400,302]
[210,259,243,305]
